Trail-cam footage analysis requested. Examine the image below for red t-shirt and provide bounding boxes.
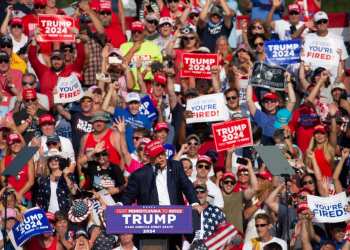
[55,9,66,15]
[22,14,52,55]
[314,148,332,178]
[100,12,126,48]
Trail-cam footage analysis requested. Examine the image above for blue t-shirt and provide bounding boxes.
[247,0,285,22]
[252,109,276,145]
[316,237,346,250]
[112,108,151,153]
[226,0,238,48]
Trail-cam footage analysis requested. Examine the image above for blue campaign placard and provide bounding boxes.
[12,208,52,246]
[264,39,302,65]
[125,95,158,123]
[163,143,175,159]
[106,205,193,234]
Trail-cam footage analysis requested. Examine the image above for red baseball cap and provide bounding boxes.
[99,0,112,12]
[46,212,56,222]
[144,140,166,157]
[197,155,212,165]
[154,122,169,132]
[34,0,47,5]
[288,3,301,13]
[237,165,246,172]
[306,83,316,91]
[297,202,309,213]
[6,133,21,145]
[313,124,327,134]
[10,17,23,26]
[39,114,55,125]
[220,172,236,182]
[89,1,100,11]
[131,21,144,32]
[0,125,9,131]
[22,89,37,99]
[297,187,313,196]
[154,74,167,86]
[262,92,278,101]
[256,170,272,182]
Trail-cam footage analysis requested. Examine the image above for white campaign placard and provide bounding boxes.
[302,36,343,66]
[54,73,84,103]
[307,192,350,223]
[186,93,230,124]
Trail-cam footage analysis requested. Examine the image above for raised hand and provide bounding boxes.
[114,116,127,133]
[94,140,106,153]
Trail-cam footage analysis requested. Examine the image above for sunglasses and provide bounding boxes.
[22,81,35,86]
[63,48,73,53]
[147,20,158,26]
[197,164,210,170]
[226,95,238,101]
[132,30,142,35]
[25,98,36,102]
[47,142,58,147]
[95,151,108,157]
[183,37,195,41]
[187,141,199,146]
[295,169,301,174]
[196,189,206,194]
[190,13,199,20]
[11,24,23,29]
[80,98,92,102]
[223,180,236,185]
[252,25,263,30]
[298,194,307,199]
[159,23,171,28]
[255,224,268,228]
[0,45,12,49]
[289,11,299,15]
[238,171,249,176]
[0,60,9,64]
[316,19,328,25]
[302,180,314,185]
[100,11,111,16]
[168,0,179,2]
[48,157,60,163]
[35,4,46,9]
[263,98,276,103]
[137,146,145,151]
[132,136,141,141]
[253,42,264,48]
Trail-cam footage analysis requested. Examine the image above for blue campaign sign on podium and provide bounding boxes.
[106,206,193,234]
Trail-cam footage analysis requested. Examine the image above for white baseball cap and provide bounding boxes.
[126,92,141,103]
[314,11,328,22]
[331,82,346,91]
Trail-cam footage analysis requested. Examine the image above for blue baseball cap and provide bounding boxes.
[274,109,292,129]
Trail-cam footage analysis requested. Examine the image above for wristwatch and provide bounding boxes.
[284,135,290,139]
[8,84,14,89]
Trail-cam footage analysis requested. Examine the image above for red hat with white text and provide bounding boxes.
[154,74,167,85]
[154,122,169,132]
[197,155,212,165]
[10,17,23,26]
[144,140,166,157]
[131,21,144,32]
[89,1,100,11]
[39,114,55,125]
[6,133,21,145]
[297,202,309,213]
[256,171,272,182]
[22,89,37,99]
[288,3,301,13]
[313,124,327,134]
[99,0,112,12]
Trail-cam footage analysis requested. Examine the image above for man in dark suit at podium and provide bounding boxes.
[117,140,202,249]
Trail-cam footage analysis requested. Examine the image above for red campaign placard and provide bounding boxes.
[37,15,75,42]
[212,118,253,152]
[181,53,219,79]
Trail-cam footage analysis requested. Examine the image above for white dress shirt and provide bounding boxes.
[153,165,171,205]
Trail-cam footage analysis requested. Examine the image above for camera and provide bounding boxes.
[180,28,192,34]
[96,73,110,81]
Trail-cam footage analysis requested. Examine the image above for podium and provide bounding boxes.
[106,206,200,250]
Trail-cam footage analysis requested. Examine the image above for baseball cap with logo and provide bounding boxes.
[154,74,167,85]
[331,82,346,91]
[6,133,21,145]
[297,187,312,196]
[0,36,13,47]
[154,122,169,132]
[220,172,236,182]
[60,42,73,50]
[159,17,173,26]
[197,155,212,165]
[144,140,166,157]
[236,43,249,52]
[50,50,65,60]
[256,170,272,182]
[274,109,292,129]
[83,91,93,99]
[10,17,23,26]
[210,5,223,16]
[46,212,56,222]
[193,180,207,190]
[73,230,88,240]
[47,134,60,144]
[146,13,160,22]
[80,14,92,21]
[190,6,201,14]
[131,21,144,32]
[0,51,10,61]
[313,124,327,134]
[262,92,278,101]
[89,1,100,11]
[88,86,102,93]
[34,0,47,5]
[39,114,55,125]
[108,48,123,58]
[126,92,140,103]
[297,202,309,213]
[288,3,301,13]
[23,89,37,99]
[187,134,200,143]
[138,137,151,147]
[314,11,328,22]
[99,1,112,12]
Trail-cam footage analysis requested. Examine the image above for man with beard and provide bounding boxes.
[59,42,85,73]
[28,26,85,108]
[77,1,106,86]
[103,90,151,153]
[219,160,258,233]
[13,89,48,144]
[78,111,122,187]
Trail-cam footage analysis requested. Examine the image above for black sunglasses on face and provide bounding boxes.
[48,157,60,163]
[147,20,158,26]
[11,24,23,29]
[190,13,199,20]
[132,30,142,35]
[196,189,206,194]
[263,98,276,103]
[1,45,12,49]
[22,81,35,86]
[132,136,141,141]
[187,141,199,146]
[100,11,111,16]
[35,4,46,9]
[137,146,145,151]
[255,224,268,228]
[47,142,58,147]
[159,23,171,28]
[316,19,328,25]
[253,42,264,48]
[25,98,36,102]
[289,11,299,15]
[168,0,179,3]
[197,164,210,170]
[252,25,263,30]
[183,36,195,41]
[302,180,314,185]
[223,180,236,185]
[95,151,108,157]
[63,48,73,53]
[298,194,307,199]
[226,95,238,101]
[0,60,9,64]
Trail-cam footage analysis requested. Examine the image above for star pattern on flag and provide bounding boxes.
[202,204,226,239]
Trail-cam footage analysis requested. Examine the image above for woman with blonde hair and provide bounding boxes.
[304,104,337,178]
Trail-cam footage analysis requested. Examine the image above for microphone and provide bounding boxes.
[153,163,161,205]
[155,163,161,176]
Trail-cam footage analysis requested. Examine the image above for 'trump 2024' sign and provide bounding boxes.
[37,15,75,42]
[181,53,218,79]
[106,206,192,234]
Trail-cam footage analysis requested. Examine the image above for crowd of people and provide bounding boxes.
[0,0,349,249]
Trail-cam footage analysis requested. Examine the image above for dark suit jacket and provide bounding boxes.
[119,160,200,205]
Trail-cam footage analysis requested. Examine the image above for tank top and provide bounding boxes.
[4,155,31,199]
[84,129,120,165]
[27,236,57,250]
[314,148,332,178]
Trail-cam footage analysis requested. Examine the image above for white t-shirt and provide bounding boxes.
[180,155,215,178]
[9,33,28,54]
[242,237,288,250]
[274,20,307,40]
[189,177,224,208]
[48,181,60,214]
